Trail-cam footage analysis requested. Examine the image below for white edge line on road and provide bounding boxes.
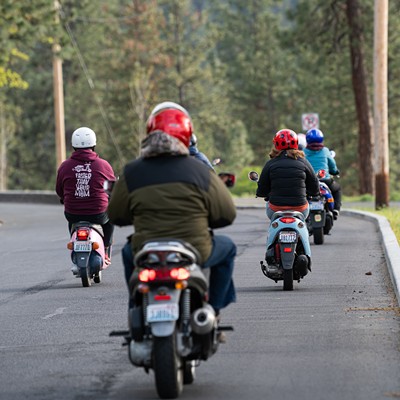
[42,307,67,320]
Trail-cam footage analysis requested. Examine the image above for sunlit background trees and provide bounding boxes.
[1,0,399,198]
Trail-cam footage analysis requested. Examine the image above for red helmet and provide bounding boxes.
[146,102,193,147]
[273,129,298,150]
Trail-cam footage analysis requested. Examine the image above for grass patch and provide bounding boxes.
[350,206,400,243]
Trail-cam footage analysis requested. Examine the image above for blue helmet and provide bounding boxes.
[306,128,324,144]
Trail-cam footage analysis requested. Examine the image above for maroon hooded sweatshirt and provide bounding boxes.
[56,149,116,215]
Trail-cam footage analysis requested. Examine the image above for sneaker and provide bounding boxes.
[217,331,227,343]
[333,209,339,220]
[71,265,79,275]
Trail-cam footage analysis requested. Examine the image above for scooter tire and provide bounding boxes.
[81,267,91,287]
[153,332,183,398]
[313,227,324,245]
[283,268,293,291]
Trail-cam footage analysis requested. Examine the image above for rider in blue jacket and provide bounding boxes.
[304,128,342,218]
[189,133,215,170]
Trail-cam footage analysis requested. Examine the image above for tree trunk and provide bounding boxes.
[0,102,6,190]
[373,0,389,209]
[345,0,374,194]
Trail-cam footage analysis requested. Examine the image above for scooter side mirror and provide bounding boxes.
[248,171,259,182]
[103,180,116,195]
[218,172,236,188]
[212,158,222,166]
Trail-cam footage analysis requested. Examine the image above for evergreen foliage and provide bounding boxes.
[0,0,399,198]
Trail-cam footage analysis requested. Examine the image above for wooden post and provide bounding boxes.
[53,0,66,168]
[374,0,389,209]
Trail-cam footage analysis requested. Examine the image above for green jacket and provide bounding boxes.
[107,154,236,263]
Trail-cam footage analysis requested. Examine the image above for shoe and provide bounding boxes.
[333,209,339,220]
[217,331,227,343]
[104,255,111,266]
[71,265,79,275]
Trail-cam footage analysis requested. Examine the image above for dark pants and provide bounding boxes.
[122,235,237,313]
[322,178,342,211]
[64,212,114,248]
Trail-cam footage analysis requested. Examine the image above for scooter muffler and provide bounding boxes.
[129,340,152,367]
[295,254,309,276]
[190,305,216,335]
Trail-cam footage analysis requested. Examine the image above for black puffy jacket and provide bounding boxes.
[256,151,319,206]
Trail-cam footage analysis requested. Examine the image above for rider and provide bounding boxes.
[56,127,116,265]
[189,133,215,170]
[107,101,237,316]
[304,128,342,219]
[297,133,307,150]
[256,129,320,221]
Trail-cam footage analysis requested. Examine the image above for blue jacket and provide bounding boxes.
[189,145,214,170]
[304,146,339,179]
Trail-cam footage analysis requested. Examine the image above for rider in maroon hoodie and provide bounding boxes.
[56,127,116,263]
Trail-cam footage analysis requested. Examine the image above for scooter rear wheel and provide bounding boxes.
[81,267,91,287]
[153,331,183,398]
[283,268,293,291]
[313,227,324,245]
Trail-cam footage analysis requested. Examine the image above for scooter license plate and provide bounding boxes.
[309,201,324,210]
[73,242,92,252]
[279,232,297,243]
[147,304,179,323]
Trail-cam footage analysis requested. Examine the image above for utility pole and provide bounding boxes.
[374,0,389,209]
[53,0,66,168]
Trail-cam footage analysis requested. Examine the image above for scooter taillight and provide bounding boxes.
[279,217,296,224]
[76,228,90,241]
[138,267,190,282]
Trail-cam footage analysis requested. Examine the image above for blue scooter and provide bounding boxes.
[307,170,335,245]
[249,171,312,291]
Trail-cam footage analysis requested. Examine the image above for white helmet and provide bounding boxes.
[71,127,97,148]
[297,133,307,150]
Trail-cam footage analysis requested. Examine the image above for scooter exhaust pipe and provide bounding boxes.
[190,305,216,335]
[129,340,152,368]
[296,254,309,276]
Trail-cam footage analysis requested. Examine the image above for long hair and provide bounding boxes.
[269,148,305,159]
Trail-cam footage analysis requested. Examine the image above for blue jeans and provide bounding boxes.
[122,235,237,313]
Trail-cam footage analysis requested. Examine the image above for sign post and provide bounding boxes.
[301,113,319,131]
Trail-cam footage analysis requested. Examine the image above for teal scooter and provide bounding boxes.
[249,171,312,291]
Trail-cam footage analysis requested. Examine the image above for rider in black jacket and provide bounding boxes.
[257,129,319,220]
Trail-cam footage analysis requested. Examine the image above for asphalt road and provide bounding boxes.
[0,203,399,400]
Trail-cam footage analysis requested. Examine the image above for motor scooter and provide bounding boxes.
[249,171,311,290]
[307,170,335,245]
[67,222,111,287]
[106,176,234,399]
[110,239,232,399]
